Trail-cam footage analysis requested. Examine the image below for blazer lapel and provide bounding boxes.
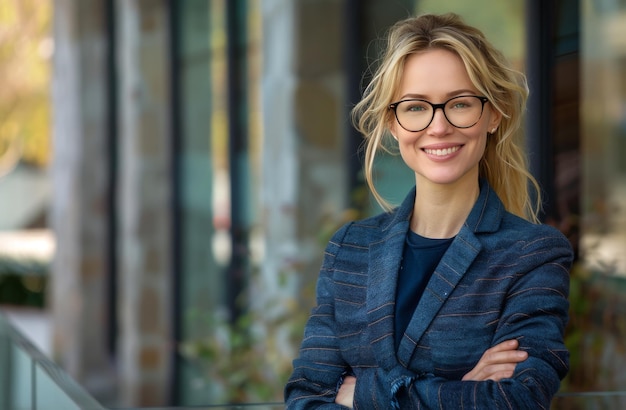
[366,190,414,370]
[396,229,483,365]
[396,181,503,366]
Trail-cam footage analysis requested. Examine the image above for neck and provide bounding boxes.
[410,177,480,239]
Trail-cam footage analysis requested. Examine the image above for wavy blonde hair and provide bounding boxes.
[352,13,541,223]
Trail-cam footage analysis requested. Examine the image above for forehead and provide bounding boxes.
[398,48,476,98]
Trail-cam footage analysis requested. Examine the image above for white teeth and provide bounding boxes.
[424,146,460,156]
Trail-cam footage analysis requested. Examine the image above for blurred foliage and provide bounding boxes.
[0,0,52,171]
[0,254,48,307]
[179,191,370,403]
[0,274,46,307]
[180,268,312,403]
[563,261,626,393]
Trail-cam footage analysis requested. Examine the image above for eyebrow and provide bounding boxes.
[398,89,478,100]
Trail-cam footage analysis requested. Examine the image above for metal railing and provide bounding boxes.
[0,312,105,410]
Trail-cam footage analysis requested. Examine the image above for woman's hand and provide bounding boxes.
[462,339,528,381]
[335,375,356,408]
[334,340,526,407]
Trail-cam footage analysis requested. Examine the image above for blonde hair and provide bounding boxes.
[351,13,541,223]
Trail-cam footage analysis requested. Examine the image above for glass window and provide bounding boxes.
[174,0,263,404]
[567,0,626,393]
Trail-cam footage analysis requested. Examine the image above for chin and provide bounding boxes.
[419,169,478,186]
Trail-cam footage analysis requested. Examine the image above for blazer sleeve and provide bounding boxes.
[284,223,352,409]
[353,229,573,409]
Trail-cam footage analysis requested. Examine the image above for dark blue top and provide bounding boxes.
[395,231,453,351]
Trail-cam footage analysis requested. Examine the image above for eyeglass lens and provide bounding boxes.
[394,96,485,132]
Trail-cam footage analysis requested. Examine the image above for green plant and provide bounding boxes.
[180,267,313,403]
[562,261,626,392]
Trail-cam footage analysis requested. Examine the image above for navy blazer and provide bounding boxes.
[285,181,573,409]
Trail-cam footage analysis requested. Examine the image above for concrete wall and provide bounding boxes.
[116,0,173,406]
[51,0,173,406]
[50,0,115,401]
[257,0,348,371]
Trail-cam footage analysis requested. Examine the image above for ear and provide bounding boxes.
[387,120,398,141]
[387,127,397,141]
[388,116,399,140]
[488,107,502,134]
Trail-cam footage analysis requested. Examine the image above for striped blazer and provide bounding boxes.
[285,181,573,409]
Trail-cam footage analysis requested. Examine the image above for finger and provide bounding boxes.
[485,368,517,382]
[487,339,520,354]
[466,352,526,380]
[462,350,528,381]
[481,350,528,364]
[484,349,528,365]
[463,362,517,381]
[342,376,356,386]
[335,376,356,408]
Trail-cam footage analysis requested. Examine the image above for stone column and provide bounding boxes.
[50,0,115,401]
[259,0,347,362]
[116,0,173,406]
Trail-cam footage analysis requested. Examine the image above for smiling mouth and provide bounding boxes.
[423,146,461,156]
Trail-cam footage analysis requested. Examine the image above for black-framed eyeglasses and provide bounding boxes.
[388,95,489,132]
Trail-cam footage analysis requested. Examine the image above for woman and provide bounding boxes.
[285,13,572,409]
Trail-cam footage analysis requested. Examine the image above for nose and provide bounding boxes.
[427,107,451,135]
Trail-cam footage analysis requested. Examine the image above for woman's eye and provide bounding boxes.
[405,103,428,112]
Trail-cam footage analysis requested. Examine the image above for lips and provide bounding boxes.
[423,145,461,156]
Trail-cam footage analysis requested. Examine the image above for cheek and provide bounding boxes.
[474,134,489,158]
[390,119,418,147]
[396,131,421,150]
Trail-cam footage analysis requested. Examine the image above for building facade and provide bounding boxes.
[48,0,626,407]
